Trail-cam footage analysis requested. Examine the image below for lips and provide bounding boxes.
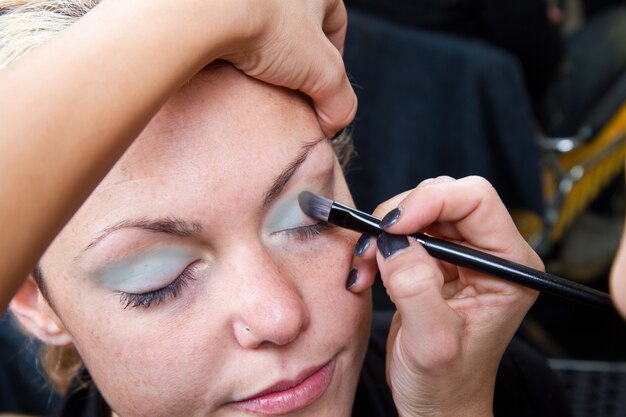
[231,358,336,415]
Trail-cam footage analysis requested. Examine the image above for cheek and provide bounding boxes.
[277,229,356,295]
[304,232,372,391]
[279,230,372,349]
[55,291,227,416]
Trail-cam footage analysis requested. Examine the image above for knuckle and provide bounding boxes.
[463,176,500,203]
[327,49,346,80]
[417,175,454,188]
[385,262,441,301]
[464,175,495,192]
[309,47,345,93]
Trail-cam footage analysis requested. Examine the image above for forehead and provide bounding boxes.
[44,65,326,264]
[112,65,321,186]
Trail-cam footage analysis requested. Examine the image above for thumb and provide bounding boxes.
[304,48,357,136]
[376,232,461,368]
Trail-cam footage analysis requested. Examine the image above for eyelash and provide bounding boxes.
[118,263,197,310]
[281,221,334,239]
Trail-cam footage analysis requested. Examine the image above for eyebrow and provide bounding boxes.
[263,136,327,207]
[78,136,327,259]
[77,218,202,261]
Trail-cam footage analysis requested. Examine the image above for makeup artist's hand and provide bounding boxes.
[350,176,539,417]
[217,0,356,135]
[116,0,355,135]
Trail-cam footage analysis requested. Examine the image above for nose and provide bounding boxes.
[230,250,310,349]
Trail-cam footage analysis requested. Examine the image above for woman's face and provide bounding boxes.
[39,66,371,416]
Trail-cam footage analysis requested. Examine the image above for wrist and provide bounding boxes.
[102,0,255,72]
[397,401,493,417]
[392,376,495,417]
[156,0,268,66]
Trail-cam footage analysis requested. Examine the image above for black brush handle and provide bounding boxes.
[328,201,617,313]
[413,232,615,313]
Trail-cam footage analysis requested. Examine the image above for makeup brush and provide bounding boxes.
[298,191,616,313]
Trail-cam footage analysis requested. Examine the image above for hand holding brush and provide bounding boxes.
[299,177,615,313]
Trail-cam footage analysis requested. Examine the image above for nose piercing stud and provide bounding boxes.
[245,326,250,332]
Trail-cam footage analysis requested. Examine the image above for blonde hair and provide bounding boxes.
[2,0,355,394]
[1,0,99,393]
[0,0,100,70]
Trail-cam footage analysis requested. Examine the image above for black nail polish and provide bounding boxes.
[380,208,401,229]
[354,234,371,256]
[346,268,358,289]
[377,232,410,259]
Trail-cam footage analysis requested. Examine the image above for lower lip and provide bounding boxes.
[232,360,335,415]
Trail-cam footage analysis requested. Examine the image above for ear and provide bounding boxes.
[9,276,73,346]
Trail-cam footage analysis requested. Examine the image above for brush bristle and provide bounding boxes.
[298,191,332,221]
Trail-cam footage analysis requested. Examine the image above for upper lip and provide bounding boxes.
[235,359,332,402]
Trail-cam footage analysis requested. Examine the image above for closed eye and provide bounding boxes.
[118,262,198,309]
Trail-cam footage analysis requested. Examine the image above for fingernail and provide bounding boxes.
[377,232,410,259]
[354,234,371,256]
[345,268,358,289]
[380,208,401,229]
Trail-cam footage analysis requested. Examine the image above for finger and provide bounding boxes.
[422,222,464,242]
[376,232,461,365]
[381,176,538,265]
[321,0,348,54]
[415,175,457,187]
[302,46,357,136]
[371,190,412,219]
[231,4,356,137]
[373,183,465,241]
[348,233,378,293]
[372,191,464,283]
[372,179,449,222]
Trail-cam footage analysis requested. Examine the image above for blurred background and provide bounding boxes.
[2,0,626,416]
[341,0,626,415]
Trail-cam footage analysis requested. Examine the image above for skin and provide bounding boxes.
[0,0,356,310]
[18,66,370,417]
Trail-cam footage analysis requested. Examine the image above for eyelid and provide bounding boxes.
[118,261,199,309]
[264,195,315,232]
[95,246,198,293]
